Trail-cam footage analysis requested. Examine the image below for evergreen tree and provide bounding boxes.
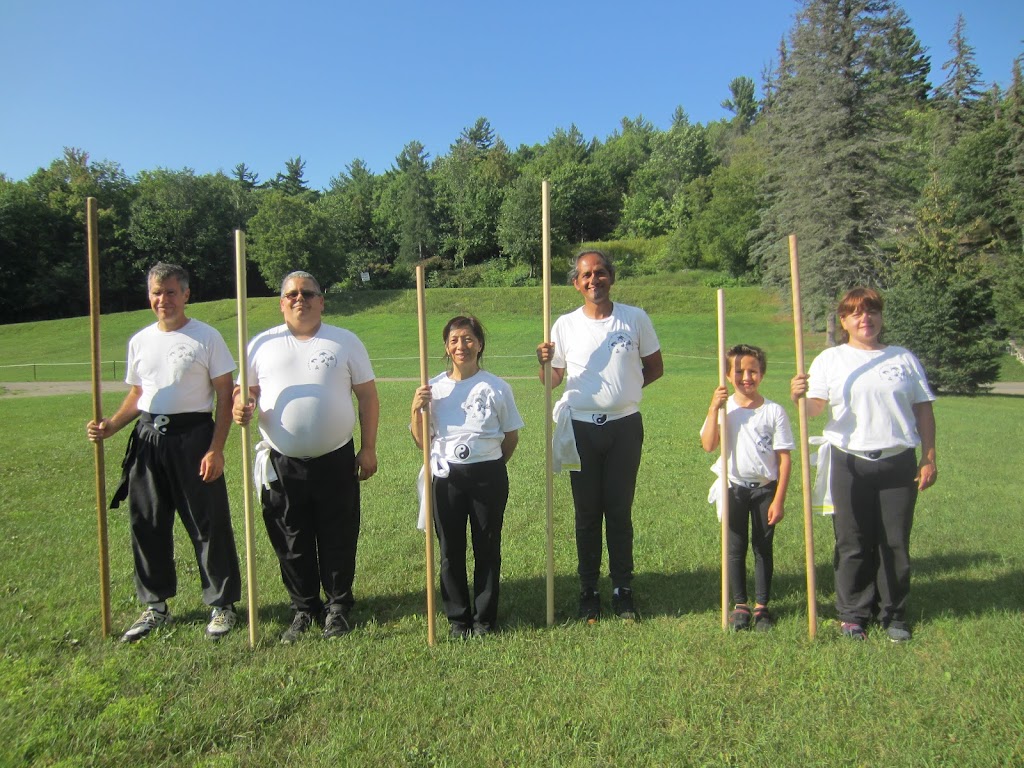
[934,14,984,142]
[396,142,437,266]
[754,0,930,323]
[270,156,317,199]
[721,76,759,133]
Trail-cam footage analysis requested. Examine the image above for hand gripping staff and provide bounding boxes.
[235,230,260,647]
[87,197,112,639]
[789,234,818,639]
[541,180,556,626]
[416,264,438,646]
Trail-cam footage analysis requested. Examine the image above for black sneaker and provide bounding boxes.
[449,622,471,640]
[323,606,351,639]
[841,621,867,641]
[578,588,601,624]
[728,605,752,631]
[281,610,317,644]
[753,607,774,632]
[612,587,638,621]
[472,621,494,638]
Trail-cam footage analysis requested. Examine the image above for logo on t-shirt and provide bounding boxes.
[608,333,634,354]
[308,350,338,371]
[462,392,491,424]
[755,430,773,455]
[454,443,471,460]
[592,413,608,425]
[167,343,197,376]
[877,364,908,384]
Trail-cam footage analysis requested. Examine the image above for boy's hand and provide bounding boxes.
[709,385,729,412]
[768,501,785,525]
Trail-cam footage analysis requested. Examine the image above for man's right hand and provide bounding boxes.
[86,419,109,443]
[536,342,555,365]
[233,394,255,426]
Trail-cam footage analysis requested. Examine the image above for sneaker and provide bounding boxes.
[578,588,601,624]
[753,607,774,632]
[323,606,352,639]
[728,605,751,631]
[841,621,867,640]
[472,622,494,638]
[121,606,170,643]
[205,605,237,640]
[886,625,912,643]
[280,610,317,645]
[612,587,638,621]
[449,623,471,640]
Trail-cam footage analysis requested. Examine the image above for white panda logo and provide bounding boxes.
[878,364,908,384]
[308,350,338,372]
[167,343,197,377]
[608,333,633,354]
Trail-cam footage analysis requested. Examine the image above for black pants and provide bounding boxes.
[727,482,777,606]
[569,413,644,591]
[261,441,360,614]
[830,447,917,629]
[433,460,509,630]
[124,417,241,607]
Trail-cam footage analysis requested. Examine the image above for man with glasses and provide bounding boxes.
[233,271,379,643]
[87,262,242,642]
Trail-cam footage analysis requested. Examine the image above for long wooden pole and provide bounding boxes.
[234,230,259,647]
[717,289,730,630]
[416,264,437,646]
[87,197,112,639]
[789,234,818,639]
[541,180,555,627]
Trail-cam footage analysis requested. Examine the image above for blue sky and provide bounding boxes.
[2,0,1021,191]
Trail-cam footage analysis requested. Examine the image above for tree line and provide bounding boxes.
[1,1,1021,391]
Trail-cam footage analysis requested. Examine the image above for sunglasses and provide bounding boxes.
[283,290,320,300]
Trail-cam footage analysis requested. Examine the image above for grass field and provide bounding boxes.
[1,285,1022,766]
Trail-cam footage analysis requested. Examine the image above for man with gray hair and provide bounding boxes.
[87,262,242,642]
[537,250,663,623]
[234,271,379,643]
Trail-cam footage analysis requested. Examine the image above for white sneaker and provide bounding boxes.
[205,605,237,639]
[121,606,171,643]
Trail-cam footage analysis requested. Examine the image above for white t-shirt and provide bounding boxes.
[126,319,235,414]
[807,344,936,452]
[550,303,660,423]
[246,323,375,459]
[700,395,795,484]
[427,370,524,464]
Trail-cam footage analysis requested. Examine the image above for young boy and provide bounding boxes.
[700,344,794,631]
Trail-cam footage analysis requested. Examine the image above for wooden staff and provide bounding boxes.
[416,264,437,646]
[717,289,730,630]
[87,197,112,639]
[789,234,818,639]
[542,179,555,627]
[234,230,259,647]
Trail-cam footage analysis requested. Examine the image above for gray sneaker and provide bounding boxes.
[886,625,912,643]
[281,610,317,645]
[323,606,352,639]
[121,606,171,643]
[205,605,237,640]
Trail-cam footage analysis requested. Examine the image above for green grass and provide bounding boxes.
[1,288,1023,766]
